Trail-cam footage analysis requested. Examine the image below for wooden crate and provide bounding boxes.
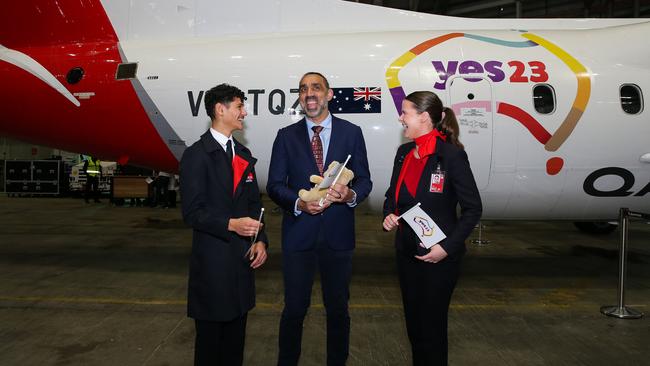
[112,176,149,198]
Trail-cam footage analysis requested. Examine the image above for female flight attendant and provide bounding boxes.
[382,91,482,365]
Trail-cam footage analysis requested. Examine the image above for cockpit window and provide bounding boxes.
[620,84,643,114]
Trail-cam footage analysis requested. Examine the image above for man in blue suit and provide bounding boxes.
[267,72,372,366]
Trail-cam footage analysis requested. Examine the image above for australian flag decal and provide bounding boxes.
[329,87,381,114]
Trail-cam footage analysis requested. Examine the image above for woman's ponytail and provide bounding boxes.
[439,107,463,149]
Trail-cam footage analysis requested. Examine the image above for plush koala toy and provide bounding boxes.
[298,161,355,203]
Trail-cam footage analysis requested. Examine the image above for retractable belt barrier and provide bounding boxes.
[600,208,648,319]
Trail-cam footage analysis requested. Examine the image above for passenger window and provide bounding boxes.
[533,84,555,114]
[620,84,643,114]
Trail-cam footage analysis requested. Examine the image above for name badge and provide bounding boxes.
[430,171,445,193]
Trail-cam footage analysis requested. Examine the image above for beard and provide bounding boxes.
[301,96,327,118]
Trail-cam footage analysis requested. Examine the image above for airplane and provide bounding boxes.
[1,0,649,234]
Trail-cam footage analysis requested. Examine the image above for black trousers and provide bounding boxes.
[194,314,247,366]
[396,249,461,366]
[278,238,353,366]
[151,175,170,207]
[84,176,100,202]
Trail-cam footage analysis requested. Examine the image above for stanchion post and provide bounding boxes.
[600,207,644,319]
[471,221,490,246]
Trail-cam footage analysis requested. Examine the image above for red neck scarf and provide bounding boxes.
[393,129,446,212]
[413,129,446,158]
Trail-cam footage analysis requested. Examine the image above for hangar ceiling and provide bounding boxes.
[345,0,650,18]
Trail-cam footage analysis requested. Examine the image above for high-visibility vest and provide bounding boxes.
[86,159,101,177]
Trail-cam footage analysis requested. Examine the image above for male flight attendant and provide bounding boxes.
[180,84,268,366]
[267,72,372,365]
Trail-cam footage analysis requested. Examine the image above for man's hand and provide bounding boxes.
[382,214,399,231]
[246,241,268,269]
[298,198,331,215]
[414,244,448,263]
[228,217,263,237]
[327,183,353,203]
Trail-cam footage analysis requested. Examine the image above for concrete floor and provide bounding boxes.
[0,196,648,366]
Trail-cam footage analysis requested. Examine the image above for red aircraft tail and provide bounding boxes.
[0,1,180,172]
[0,1,118,48]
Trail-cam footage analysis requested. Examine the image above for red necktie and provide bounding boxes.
[311,125,324,175]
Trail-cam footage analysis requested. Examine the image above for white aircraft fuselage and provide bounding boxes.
[1,0,648,219]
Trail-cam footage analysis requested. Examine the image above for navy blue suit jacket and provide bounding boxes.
[267,115,372,251]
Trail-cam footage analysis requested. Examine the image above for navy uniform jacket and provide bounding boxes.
[383,138,482,259]
[180,131,268,321]
[266,116,372,251]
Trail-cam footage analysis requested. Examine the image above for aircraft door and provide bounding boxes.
[447,76,493,190]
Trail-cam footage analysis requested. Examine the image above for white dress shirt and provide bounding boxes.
[209,128,235,161]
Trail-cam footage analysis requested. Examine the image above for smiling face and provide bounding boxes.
[214,97,247,136]
[399,99,432,140]
[298,73,333,123]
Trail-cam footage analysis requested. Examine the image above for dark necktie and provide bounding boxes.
[225,140,233,165]
[311,125,324,175]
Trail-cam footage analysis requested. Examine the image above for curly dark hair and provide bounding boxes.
[204,84,247,120]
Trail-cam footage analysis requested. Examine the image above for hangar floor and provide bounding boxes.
[0,196,648,366]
